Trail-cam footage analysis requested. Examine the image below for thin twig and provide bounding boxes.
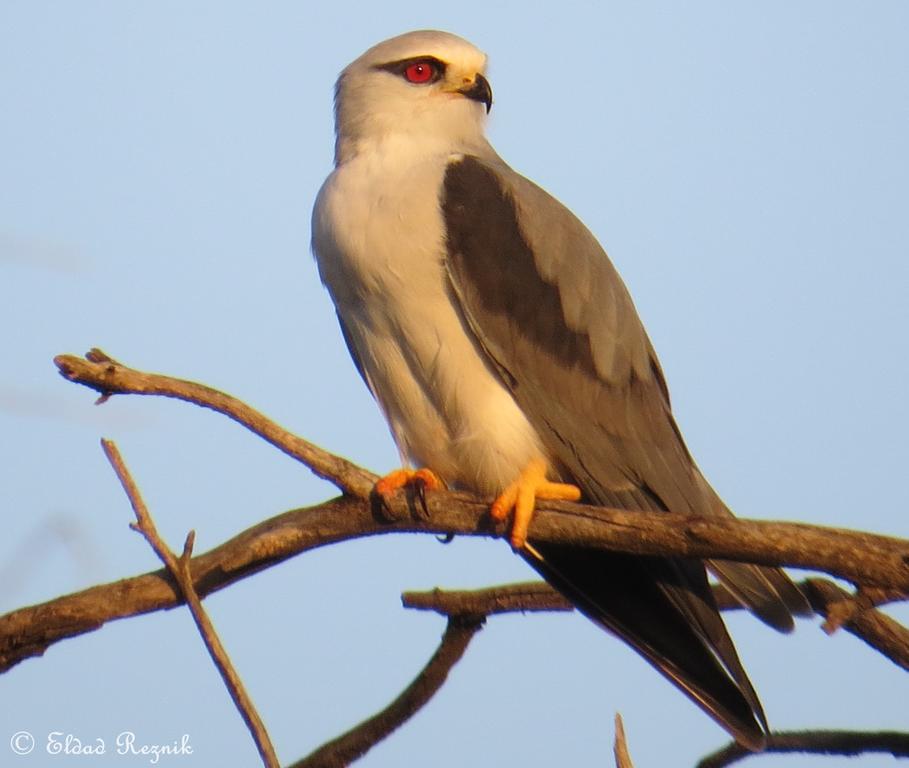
[402,579,909,672]
[100,439,280,768]
[56,349,376,498]
[614,713,635,768]
[697,729,909,767]
[402,581,573,616]
[802,578,909,671]
[291,615,485,768]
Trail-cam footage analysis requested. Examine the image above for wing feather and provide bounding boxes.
[441,154,808,624]
[440,154,808,745]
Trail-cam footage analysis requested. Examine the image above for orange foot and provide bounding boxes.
[374,468,444,516]
[375,468,443,496]
[491,458,581,550]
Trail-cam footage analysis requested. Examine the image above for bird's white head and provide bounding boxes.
[333,30,492,165]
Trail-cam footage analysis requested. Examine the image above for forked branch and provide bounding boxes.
[3,349,905,678]
[50,350,909,591]
[2,349,906,767]
[102,439,280,768]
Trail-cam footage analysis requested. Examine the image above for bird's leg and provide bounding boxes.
[491,458,581,549]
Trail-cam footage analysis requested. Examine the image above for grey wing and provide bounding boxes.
[441,154,808,629]
[439,155,805,743]
[442,155,701,516]
[440,160,770,747]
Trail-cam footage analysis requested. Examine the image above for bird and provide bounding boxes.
[311,29,810,750]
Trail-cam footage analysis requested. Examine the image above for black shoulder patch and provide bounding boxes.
[441,156,597,377]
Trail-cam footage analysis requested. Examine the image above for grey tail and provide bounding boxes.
[708,561,813,633]
[523,543,768,752]
[696,476,812,632]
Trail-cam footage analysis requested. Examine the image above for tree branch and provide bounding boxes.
[101,439,280,768]
[801,578,909,671]
[54,349,376,498]
[291,616,484,768]
[401,579,909,671]
[6,484,909,675]
[614,713,636,768]
[11,348,904,766]
[697,729,909,767]
[50,350,909,591]
[402,581,574,617]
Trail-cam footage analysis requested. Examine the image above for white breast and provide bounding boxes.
[312,140,546,494]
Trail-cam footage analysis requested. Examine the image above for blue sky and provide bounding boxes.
[2,2,908,766]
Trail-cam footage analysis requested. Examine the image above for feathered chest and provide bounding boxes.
[311,149,548,493]
[312,150,452,308]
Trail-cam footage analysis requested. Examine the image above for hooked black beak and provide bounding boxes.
[458,73,493,113]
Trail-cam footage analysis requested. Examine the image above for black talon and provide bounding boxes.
[414,479,431,519]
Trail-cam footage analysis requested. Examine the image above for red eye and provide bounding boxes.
[404,61,436,84]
